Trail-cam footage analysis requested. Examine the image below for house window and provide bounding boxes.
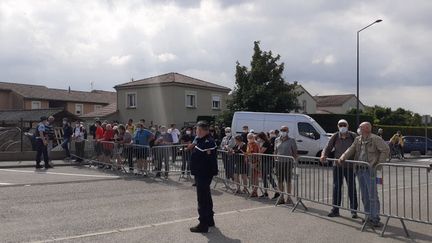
[75,104,83,115]
[126,92,137,108]
[31,101,41,110]
[212,95,221,110]
[302,100,307,113]
[94,105,102,111]
[185,91,197,108]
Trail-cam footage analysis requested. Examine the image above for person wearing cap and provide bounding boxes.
[35,116,53,169]
[61,118,73,160]
[274,126,297,205]
[189,121,218,233]
[320,119,358,218]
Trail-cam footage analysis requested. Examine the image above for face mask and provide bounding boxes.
[225,132,231,136]
[357,128,362,136]
[243,130,248,133]
[280,131,288,137]
[63,121,67,125]
[248,139,254,143]
[339,127,348,133]
[75,124,80,127]
[161,132,166,135]
[270,134,276,138]
[186,131,192,135]
[257,138,262,143]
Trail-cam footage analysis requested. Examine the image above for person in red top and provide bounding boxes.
[100,124,114,165]
[94,121,105,161]
[246,133,260,197]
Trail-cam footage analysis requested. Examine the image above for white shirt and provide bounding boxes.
[169,128,180,143]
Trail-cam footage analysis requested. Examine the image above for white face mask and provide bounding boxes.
[280,131,288,137]
[63,121,67,125]
[225,132,231,136]
[357,128,362,136]
[339,127,348,133]
[186,131,191,135]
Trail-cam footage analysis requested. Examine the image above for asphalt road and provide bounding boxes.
[0,158,431,243]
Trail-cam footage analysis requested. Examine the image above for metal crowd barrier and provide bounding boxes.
[69,142,431,238]
[376,162,432,237]
[71,140,192,179]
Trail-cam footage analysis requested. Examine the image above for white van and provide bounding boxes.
[231,111,330,157]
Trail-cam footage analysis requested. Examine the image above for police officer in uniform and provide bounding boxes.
[189,121,218,233]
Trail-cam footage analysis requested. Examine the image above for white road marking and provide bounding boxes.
[0,169,120,178]
[28,205,274,243]
[0,182,14,186]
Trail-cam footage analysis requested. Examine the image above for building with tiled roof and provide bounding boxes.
[0,82,116,116]
[314,94,365,114]
[114,72,231,127]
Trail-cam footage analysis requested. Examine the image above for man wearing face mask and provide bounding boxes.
[181,127,195,176]
[339,122,389,228]
[320,119,358,218]
[274,126,298,205]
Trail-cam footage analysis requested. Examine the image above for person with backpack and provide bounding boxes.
[320,119,358,218]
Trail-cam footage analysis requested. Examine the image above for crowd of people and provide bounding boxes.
[34,116,391,228]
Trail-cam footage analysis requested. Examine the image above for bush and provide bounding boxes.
[373,125,432,141]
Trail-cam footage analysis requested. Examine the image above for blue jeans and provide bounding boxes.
[357,168,380,222]
[61,138,71,157]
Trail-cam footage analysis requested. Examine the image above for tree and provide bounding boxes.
[347,105,423,126]
[227,41,300,116]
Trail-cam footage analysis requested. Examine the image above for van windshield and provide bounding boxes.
[310,120,326,134]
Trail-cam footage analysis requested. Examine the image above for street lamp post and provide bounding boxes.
[356,19,382,128]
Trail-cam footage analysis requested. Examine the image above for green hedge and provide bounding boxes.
[373,125,432,141]
[309,114,373,133]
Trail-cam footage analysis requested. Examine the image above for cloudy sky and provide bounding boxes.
[1,0,431,114]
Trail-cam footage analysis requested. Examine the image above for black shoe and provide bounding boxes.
[351,212,359,219]
[208,219,215,227]
[259,193,269,199]
[35,164,44,169]
[272,193,280,200]
[327,211,340,217]
[369,220,383,228]
[45,164,54,169]
[155,172,161,178]
[190,224,208,233]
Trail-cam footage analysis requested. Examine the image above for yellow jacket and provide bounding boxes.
[390,134,404,146]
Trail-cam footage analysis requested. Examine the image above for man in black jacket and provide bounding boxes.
[61,118,73,160]
[189,121,218,233]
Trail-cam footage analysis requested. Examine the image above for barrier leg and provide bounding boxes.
[291,198,308,212]
[399,219,410,238]
[361,215,369,232]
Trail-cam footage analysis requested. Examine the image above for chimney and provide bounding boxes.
[68,86,71,93]
[131,77,134,82]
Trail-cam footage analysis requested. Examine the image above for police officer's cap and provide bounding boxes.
[196,121,209,130]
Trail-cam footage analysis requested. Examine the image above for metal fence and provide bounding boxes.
[70,142,432,238]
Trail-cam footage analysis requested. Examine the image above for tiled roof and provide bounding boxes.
[80,103,117,118]
[314,94,360,107]
[0,108,79,122]
[115,72,231,91]
[0,82,116,104]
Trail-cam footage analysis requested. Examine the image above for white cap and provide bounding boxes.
[249,129,255,133]
[337,119,348,125]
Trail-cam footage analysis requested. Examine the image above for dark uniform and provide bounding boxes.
[190,133,218,232]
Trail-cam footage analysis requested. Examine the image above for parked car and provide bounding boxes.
[402,136,432,155]
[231,111,330,157]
